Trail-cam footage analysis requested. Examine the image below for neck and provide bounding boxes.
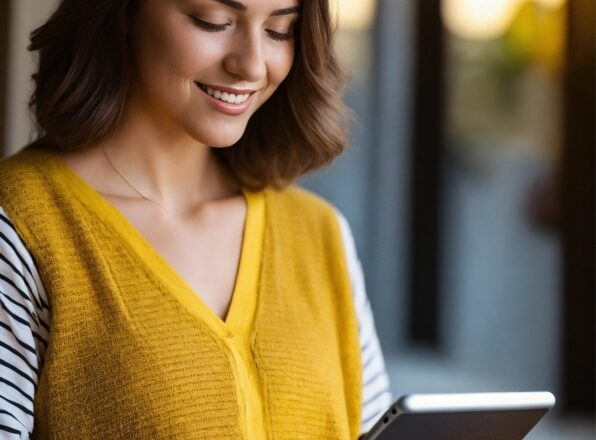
[91,100,240,213]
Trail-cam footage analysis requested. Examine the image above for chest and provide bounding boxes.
[107,196,247,321]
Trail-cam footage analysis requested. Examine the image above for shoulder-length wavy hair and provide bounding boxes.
[27,0,350,190]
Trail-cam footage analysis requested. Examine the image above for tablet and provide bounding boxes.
[363,391,555,440]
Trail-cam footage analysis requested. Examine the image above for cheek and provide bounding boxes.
[131,12,223,88]
[134,27,197,81]
[267,46,295,87]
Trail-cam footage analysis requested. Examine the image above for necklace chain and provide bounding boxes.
[100,145,175,215]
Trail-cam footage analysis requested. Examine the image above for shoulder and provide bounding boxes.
[0,147,55,190]
[259,185,349,254]
[0,147,66,251]
[264,184,339,222]
[0,145,50,169]
[0,149,29,179]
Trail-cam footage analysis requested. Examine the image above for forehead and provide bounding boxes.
[178,0,301,12]
[138,0,303,25]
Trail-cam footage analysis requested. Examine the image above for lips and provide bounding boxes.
[196,82,256,101]
[195,82,256,116]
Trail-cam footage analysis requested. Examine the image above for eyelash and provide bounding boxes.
[266,30,294,42]
[191,17,231,32]
[191,17,294,42]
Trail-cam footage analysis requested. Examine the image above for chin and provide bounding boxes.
[207,140,240,149]
[191,130,244,148]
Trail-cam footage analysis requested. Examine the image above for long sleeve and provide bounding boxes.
[0,208,50,439]
[334,210,393,435]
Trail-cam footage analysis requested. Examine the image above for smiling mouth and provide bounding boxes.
[195,82,253,105]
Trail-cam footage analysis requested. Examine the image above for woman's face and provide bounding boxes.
[128,0,300,147]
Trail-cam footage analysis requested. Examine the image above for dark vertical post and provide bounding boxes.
[0,0,10,157]
[408,0,445,345]
[561,0,595,414]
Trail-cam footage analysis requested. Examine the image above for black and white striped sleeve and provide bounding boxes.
[0,207,50,439]
[335,210,393,435]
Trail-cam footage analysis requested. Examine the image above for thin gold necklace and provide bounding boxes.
[100,145,176,216]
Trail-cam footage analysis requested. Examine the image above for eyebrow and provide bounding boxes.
[212,0,300,16]
[270,6,301,16]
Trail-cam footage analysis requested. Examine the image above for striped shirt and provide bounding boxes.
[0,206,392,438]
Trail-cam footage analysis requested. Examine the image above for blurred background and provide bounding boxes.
[0,0,594,438]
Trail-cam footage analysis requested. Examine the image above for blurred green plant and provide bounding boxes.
[497,1,565,81]
[443,0,566,170]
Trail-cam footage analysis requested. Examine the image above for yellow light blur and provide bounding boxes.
[535,0,565,8]
[329,0,377,31]
[442,0,566,40]
[442,0,519,40]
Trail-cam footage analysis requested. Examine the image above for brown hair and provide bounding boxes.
[28,0,350,190]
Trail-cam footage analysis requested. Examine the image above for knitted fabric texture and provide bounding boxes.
[0,149,362,439]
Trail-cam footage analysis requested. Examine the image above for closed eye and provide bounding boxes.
[190,15,294,41]
[190,16,231,32]
[266,29,294,41]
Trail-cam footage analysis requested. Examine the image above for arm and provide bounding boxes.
[0,208,51,439]
[335,210,393,437]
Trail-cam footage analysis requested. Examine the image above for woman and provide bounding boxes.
[0,0,392,438]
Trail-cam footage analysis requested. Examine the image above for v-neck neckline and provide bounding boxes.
[42,149,265,338]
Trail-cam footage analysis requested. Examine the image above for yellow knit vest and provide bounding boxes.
[0,149,362,439]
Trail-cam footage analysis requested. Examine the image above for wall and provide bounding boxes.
[5,0,57,155]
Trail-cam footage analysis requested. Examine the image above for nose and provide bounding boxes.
[223,28,267,83]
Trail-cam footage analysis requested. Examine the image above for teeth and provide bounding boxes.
[203,85,249,104]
